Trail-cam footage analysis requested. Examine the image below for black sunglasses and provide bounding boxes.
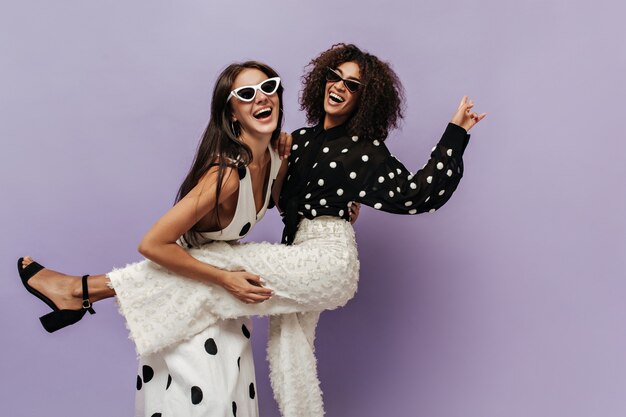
[325,67,364,93]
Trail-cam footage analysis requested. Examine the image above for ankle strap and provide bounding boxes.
[81,275,96,315]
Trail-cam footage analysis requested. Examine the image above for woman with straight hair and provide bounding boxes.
[20,60,288,417]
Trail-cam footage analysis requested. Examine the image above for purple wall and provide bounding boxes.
[2,1,625,416]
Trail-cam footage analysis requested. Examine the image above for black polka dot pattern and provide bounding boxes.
[237,166,247,179]
[191,386,203,405]
[136,375,142,390]
[237,356,241,370]
[151,414,162,417]
[239,222,251,237]
[142,365,154,383]
[232,401,238,416]
[249,382,256,399]
[241,324,250,339]
[166,374,172,390]
[204,338,218,355]
[278,123,470,244]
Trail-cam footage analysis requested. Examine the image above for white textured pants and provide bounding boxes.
[108,217,360,417]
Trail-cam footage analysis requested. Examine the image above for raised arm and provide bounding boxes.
[359,96,485,214]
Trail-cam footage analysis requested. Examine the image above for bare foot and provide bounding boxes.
[20,256,85,310]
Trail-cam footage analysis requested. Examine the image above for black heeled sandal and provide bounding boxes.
[17,257,96,332]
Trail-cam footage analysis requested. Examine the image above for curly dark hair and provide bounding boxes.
[299,43,405,141]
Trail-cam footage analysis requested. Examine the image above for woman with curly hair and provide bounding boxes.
[18,43,484,417]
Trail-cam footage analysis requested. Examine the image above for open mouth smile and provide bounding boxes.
[329,92,345,103]
[253,107,273,119]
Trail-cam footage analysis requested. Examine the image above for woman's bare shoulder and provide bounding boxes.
[193,163,240,202]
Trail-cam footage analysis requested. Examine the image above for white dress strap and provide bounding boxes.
[198,146,280,242]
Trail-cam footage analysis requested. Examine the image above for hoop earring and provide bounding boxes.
[231,121,240,137]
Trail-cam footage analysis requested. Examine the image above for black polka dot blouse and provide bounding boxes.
[278,122,471,244]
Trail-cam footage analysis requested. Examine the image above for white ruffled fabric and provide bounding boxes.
[108,217,359,417]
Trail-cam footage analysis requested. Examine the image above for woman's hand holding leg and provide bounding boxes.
[220,271,273,304]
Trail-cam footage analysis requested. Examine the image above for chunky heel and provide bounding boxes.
[17,258,95,332]
[40,309,86,333]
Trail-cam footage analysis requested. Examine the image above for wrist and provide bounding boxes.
[213,269,230,287]
[438,123,471,155]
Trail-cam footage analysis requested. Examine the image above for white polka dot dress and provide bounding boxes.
[136,319,257,417]
[132,147,281,417]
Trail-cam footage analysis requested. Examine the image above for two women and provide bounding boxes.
[19,43,485,417]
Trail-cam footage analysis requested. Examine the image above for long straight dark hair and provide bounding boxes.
[176,61,284,246]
